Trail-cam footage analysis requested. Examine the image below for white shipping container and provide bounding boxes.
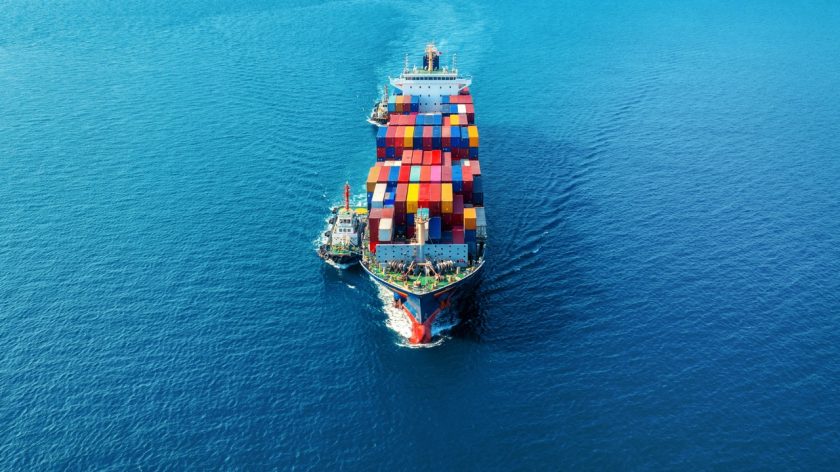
[457,104,467,114]
[372,183,387,208]
[378,218,393,241]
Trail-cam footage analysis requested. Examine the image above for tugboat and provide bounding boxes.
[319,183,366,268]
[367,85,389,127]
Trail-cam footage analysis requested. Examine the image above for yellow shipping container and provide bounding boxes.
[366,167,379,192]
[407,183,420,214]
[468,125,479,148]
[450,114,460,126]
[403,126,415,148]
[464,207,477,230]
[441,183,453,213]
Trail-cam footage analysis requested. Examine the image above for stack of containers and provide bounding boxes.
[387,95,420,114]
[367,92,484,256]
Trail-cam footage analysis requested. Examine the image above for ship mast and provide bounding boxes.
[344,182,350,212]
[425,43,438,72]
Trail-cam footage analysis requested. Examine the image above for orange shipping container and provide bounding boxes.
[441,183,453,213]
[464,207,477,230]
[420,166,432,183]
[468,125,479,148]
[366,167,379,192]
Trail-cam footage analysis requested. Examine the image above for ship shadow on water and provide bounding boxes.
[442,276,489,343]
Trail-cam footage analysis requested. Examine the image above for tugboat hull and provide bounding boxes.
[319,245,361,269]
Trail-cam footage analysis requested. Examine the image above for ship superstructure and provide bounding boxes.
[362,44,486,344]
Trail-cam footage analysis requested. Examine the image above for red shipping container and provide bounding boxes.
[369,208,383,242]
[442,165,452,183]
[462,165,473,202]
[411,149,423,165]
[458,114,467,125]
[395,184,408,225]
[422,126,432,150]
[377,147,385,158]
[430,183,441,216]
[395,146,403,158]
[432,150,442,165]
[398,165,411,183]
[419,183,430,208]
[420,151,430,166]
[378,166,390,183]
[395,126,405,147]
[369,241,378,253]
[386,126,397,147]
[382,207,394,219]
[462,165,473,192]
[452,226,464,244]
[407,225,415,239]
[444,152,452,167]
[466,160,481,176]
[443,116,450,127]
[401,149,412,165]
[420,166,432,183]
[465,104,474,114]
[441,126,451,148]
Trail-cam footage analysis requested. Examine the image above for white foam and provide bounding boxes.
[374,283,454,348]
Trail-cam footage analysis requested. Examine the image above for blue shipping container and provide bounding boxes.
[429,217,442,240]
[452,166,463,192]
[451,126,461,148]
[376,126,387,147]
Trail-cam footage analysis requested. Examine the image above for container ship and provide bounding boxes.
[362,43,486,344]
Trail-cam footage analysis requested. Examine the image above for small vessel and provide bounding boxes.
[367,85,390,127]
[319,183,367,269]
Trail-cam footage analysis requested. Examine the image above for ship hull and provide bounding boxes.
[319,245,361,269]
[362,260,484,343]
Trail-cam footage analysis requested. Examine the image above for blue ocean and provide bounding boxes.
[3,0,840,469]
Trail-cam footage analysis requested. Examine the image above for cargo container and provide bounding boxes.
[411,149,423,165]
[429,217,442,240]
[431,166,441,183]
[410,166,421,183]
[407,183,419,213]
[441,183,453,213]
[420,166,432,183]
[379,218,393,242]
[366,167,379,192]
[398,165,411,183]
[463,207,477,230]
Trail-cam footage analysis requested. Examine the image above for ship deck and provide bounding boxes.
[363,256,481,294]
